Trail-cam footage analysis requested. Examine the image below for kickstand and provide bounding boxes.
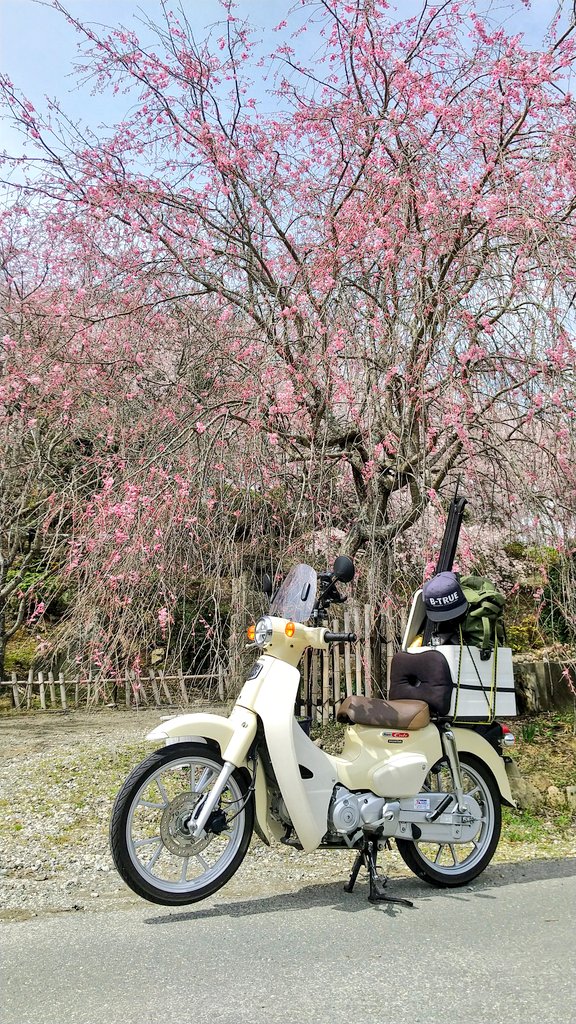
[344,839,413,907]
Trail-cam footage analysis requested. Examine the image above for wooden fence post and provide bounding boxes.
[149,669,160,707]
[48,671,56,707]
[38,671,46,710]
[343,611,353,697]
[311,650,319,721]
[331,619,342,715]
[353,607,362,696]
[178,668,189,706]
[364,604,372,698]
[370,609,384,698]
[11,672,20,709]
[59,672,67,710]
[130,672,146,706]
[385,606,395,697]
[297,649,312,720]
[159,669,172,705]
[322,649,330,724]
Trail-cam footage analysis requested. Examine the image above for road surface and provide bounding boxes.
[2,858,575,1024]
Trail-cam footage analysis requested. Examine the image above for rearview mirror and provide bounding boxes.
[333,555,354,583]
[262,574,273,598]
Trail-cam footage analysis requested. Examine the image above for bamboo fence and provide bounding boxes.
[1,603,390,718]
[0,667,226,711]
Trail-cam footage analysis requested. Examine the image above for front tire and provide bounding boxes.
[110,742,254,906]
[396,753,501,888]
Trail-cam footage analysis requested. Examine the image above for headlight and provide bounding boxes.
[255,616,273,646]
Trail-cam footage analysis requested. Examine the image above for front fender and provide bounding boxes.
[145,712,281,844]
[146,712,238,755]
[453,728,516,806]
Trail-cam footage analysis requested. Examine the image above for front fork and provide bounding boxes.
[186,761,236,837]
[441,726,467,811]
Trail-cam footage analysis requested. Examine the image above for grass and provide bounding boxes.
[496,711,575,858]
[0,740,152,859]
[510,711,576,790]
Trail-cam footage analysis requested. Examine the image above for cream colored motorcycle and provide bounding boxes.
[110,558,515,906]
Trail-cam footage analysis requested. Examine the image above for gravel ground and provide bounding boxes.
[1,708,574,922]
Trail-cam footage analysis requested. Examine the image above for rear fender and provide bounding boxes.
[145,712,280,843]
[453,727,515,806]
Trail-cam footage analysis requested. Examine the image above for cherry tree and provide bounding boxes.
[1,0,576,670]
[0,223,91,676]
[0,208,290,673]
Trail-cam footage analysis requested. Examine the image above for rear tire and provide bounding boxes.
[396,753,501,888]
[110,742,254,906]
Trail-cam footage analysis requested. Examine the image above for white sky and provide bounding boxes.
[0,0,565,154]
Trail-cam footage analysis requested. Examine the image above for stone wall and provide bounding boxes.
[512,659,576,714]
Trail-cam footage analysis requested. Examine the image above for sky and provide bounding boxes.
[0,0,299,152]
[0,0,567,155]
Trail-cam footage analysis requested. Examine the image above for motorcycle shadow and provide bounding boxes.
[144,856,576,926]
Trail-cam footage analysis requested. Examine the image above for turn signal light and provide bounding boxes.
[285,621,296,638]
[247,624,256,641]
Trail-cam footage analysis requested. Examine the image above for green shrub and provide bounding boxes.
[525,545,561,566]
[503,541,526,559]
[4,631,38,674]
[540,554,576,647]
[506,614,542,653]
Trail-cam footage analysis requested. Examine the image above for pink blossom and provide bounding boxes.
[27,601,46,624]
[158,607,171,637]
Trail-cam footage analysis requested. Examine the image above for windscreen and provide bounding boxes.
[269,564,317,623]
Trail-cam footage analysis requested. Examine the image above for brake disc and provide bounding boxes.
[160,792,212,857]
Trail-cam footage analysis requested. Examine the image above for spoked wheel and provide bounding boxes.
[110,742,254,906]
[396,753,501,888]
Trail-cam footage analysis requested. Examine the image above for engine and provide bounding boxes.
[327,785,399,837]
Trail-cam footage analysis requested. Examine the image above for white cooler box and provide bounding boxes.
[401,589,517,722]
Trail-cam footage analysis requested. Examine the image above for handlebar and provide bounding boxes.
[323,631,357,643]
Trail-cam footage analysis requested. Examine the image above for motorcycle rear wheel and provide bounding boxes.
[110,742,254,906]
[395,753,501,888]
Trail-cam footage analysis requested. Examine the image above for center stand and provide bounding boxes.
[344,839,414,907]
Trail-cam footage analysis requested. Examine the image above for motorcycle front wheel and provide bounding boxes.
[110,742,254,906]
[395,753,501,888]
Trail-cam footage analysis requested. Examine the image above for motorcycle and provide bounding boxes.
[110,556,515,907]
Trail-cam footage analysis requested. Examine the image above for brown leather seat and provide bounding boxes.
[337,696,430,730]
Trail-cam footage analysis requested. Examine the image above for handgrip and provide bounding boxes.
[323,631,357,643]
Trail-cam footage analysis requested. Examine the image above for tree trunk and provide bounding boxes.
[0,612,6,682]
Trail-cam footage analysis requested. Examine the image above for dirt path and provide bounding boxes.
[0,707,178,758]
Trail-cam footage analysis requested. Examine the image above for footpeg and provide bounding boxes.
[280,829,303,850]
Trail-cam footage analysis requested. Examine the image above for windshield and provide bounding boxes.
[269,564,317,623]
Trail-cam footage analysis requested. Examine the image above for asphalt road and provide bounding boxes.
[2,858,575,1024]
